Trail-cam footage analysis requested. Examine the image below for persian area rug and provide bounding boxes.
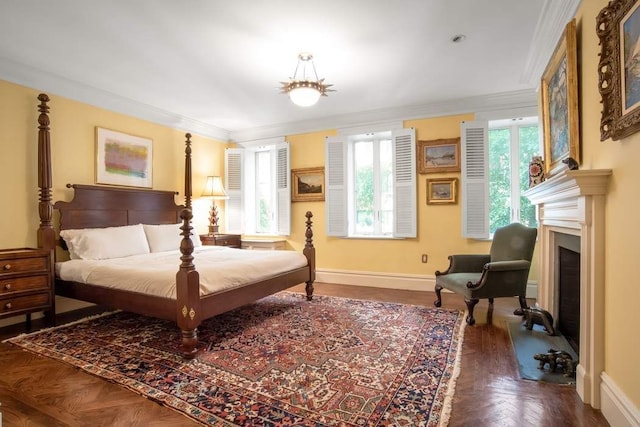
[508,321,578,385]
[7,292,466,426]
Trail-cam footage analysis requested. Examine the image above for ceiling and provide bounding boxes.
[0,1,580,142]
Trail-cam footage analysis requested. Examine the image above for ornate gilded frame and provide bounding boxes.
[291,167,325,202]
[597,0,640,141]
[417,138,461,174]
[426,177,457,205]
[541,19,580,175]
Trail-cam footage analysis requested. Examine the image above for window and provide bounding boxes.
[325,128,416,238]
[461,117,539,239]
[488,118,539,233]
[225,141,290,235]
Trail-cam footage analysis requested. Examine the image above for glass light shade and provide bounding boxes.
[289,86,321,107]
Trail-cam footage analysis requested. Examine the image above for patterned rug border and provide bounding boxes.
[6,292,467,426]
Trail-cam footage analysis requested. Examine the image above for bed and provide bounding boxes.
[34,93,316,358]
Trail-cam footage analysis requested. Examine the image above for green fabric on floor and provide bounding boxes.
[508,321,578,385]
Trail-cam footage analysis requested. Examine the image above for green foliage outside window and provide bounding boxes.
[488,124,539,234]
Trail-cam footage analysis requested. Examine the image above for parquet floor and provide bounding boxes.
[0,283,609,426]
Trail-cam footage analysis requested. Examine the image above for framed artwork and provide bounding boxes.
[597,0,640,141]
[541,19,579,175]
[95,127,153,188]
[417,138,460,174]
[426,177,457,204]
[292,167,325,202]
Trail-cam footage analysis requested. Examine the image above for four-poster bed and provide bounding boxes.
[34,93,316,358]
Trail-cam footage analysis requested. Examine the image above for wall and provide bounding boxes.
[0,79,226,324]
[286,114,535,279]
[577,0,640,412]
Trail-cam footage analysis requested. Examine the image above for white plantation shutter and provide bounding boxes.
[225,148,244,234]
[275,142,290,235]
[461,121,489,238]
[392,128,416,237]
[325,136,347,236]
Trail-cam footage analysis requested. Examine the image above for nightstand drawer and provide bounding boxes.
[1,275,49,294]
[0,256,48,276]
[0,292,50,315]
[215,235,241,248]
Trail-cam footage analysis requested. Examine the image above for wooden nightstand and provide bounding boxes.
[0,248,55,327]
[200,234,241,248]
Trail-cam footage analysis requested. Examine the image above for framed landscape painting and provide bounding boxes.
[95,127,153,188]
[541,19,579,175]
[597,0,640,140]
[417,138,460,174]
[292,167,325,202]
[426,177,457,204]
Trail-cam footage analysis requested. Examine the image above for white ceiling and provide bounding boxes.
[0,0,580,142]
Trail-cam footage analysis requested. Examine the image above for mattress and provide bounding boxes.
[55,246,308,299]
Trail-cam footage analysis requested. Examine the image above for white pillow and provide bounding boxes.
[143,223,201,253]
[60,224,151,260]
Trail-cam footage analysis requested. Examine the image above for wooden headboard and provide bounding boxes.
[54,184,184,231]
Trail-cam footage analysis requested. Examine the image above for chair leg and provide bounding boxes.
[434,284,443,307]
[488,298,494,305]
[464,298,479,325]
[514,295,528,316]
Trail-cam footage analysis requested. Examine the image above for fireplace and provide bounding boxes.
[523,169,611,409]
[557,241,580,353]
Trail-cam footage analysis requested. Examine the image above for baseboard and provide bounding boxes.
[316,268,435,292]
[601,373,640,426]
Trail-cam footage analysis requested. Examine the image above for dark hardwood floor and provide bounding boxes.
[0,283,608,426]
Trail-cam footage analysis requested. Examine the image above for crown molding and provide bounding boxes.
[520,0,581,85]
[0,57,230,142]
[230,88,538,142]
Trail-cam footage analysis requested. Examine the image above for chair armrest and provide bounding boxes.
[484,260,530,272]
[435,254,490,275]
[466,260,531,290]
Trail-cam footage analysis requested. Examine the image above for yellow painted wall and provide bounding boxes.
[286,114,534,278]
[0,79,226,250]
[577,0,640,408]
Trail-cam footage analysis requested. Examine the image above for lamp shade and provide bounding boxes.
[201,176,228,199]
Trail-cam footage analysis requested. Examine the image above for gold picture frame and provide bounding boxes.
[541,19,579,175]
[426,177,457,204]
[292,167,325,202]
[597,0,640,141]
[95,127,153,188]
[417,138,461,174]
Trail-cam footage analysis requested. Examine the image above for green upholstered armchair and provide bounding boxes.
[434,222,537,325]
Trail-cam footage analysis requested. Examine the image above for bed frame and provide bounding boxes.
[34,93,316,358]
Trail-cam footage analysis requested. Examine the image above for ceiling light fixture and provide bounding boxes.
[280,53,333,107]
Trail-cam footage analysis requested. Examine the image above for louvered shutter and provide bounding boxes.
[225,148,244,234]
[392,128,416,237]
[461,121,489,238]
[275,142,290,235]
[325,136,347,236]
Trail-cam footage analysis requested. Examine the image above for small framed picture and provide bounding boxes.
[426,178,457,204]
[417,138,461,174]
[292,167,325,202]
[95,127,153,188]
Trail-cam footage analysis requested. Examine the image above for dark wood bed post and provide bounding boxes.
[175,133,201,359]
[303,211,316,301]
[37,94,56,323]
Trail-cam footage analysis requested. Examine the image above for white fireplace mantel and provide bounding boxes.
[523,168,612,409]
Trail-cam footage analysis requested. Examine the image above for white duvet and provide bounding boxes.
[55,246,308,299]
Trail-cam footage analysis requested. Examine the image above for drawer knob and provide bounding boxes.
[3,283,11,290]
[2,264,11,271]
[4,302,11,310]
